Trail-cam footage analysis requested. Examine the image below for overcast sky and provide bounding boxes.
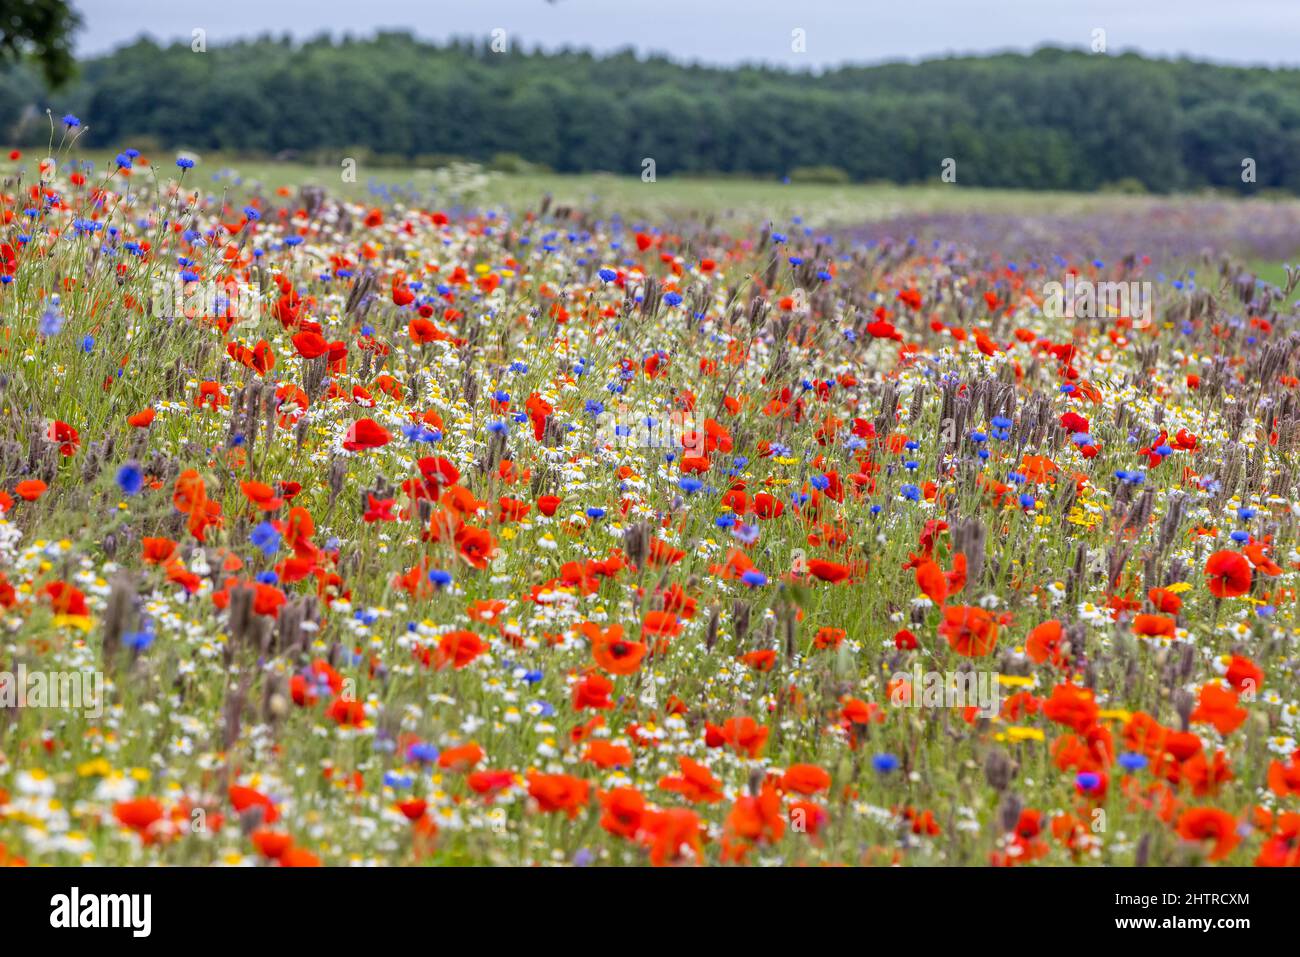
[73,0,1300,68]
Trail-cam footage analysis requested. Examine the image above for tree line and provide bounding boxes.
[0,33,1296,192]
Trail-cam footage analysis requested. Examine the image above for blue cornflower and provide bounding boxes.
[740,569,768,587]
[38,303,64,336]
[872,753,900,774]
[428,569,453,587]
[250,521,281,556]
[116,463,143,496]
[1118,752,1148,773]
[407,742,440,764]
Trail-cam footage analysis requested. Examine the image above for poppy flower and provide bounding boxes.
[939,605,998,657]
[439,743,485,772]
[781,763,831,795]
[363,494,397,522]
[1189,683,1248,735]
[454,524,498,569]
[1267,751,1300,798]
[291,330,330,359]
[1147,587,1182,614]
[46,420,79,456]
[807,558,851,583]
[1132,614,1176,638]
[1204,550,1251,598]
[229,784,279,824]
[1176,807,1240,861]
[659,756,725,804]
[714,716,769,758]
[239,480,284,511]
[279,847,322,867]
[15,479,47,501]
[433,630,486,670]
[1224,655,1263,695]
[723,780,786,858]
[814,626,846,649]
[343,417,391,451]
[251,829,294,859]
[141,537,178,564]
[914,559,948,604]
[641,807,705,866]
[1026,619,1064,665]
[582,622,646,675]
[572,671,615,710]
[642,610,682,638]
[468,770,516,800]
[527,773,590,818]
[1042,683,1099,733]
[599,787,647,839]
[114,798,165,833]
[583,740,632,769]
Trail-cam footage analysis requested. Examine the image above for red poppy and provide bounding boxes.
[1176,807,1240,861]
[1204,550,1251,598]
[527,773,590,818]
[582,622,646,675]
[15,479,47,501]
[433,630,486,670]
[343,417,391,451]
[229,784,279,824]
[1026,619,1064,665]
[659,756,725,804]
[46,420,79,456]
[939,605,998,657]
[781,763,831,795]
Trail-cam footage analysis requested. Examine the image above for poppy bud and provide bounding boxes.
[984,749,1012,792]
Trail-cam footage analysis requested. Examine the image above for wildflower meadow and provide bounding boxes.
[1,126,1298,878]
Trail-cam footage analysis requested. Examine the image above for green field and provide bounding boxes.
[165,157,1300,231]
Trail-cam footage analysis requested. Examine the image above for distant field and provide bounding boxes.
[159,156,1300,228]
[167,158,1300,276]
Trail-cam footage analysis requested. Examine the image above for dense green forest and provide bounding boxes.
[1,33,1297,192]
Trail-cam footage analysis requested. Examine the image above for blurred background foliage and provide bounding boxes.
[0,32,1298,193]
